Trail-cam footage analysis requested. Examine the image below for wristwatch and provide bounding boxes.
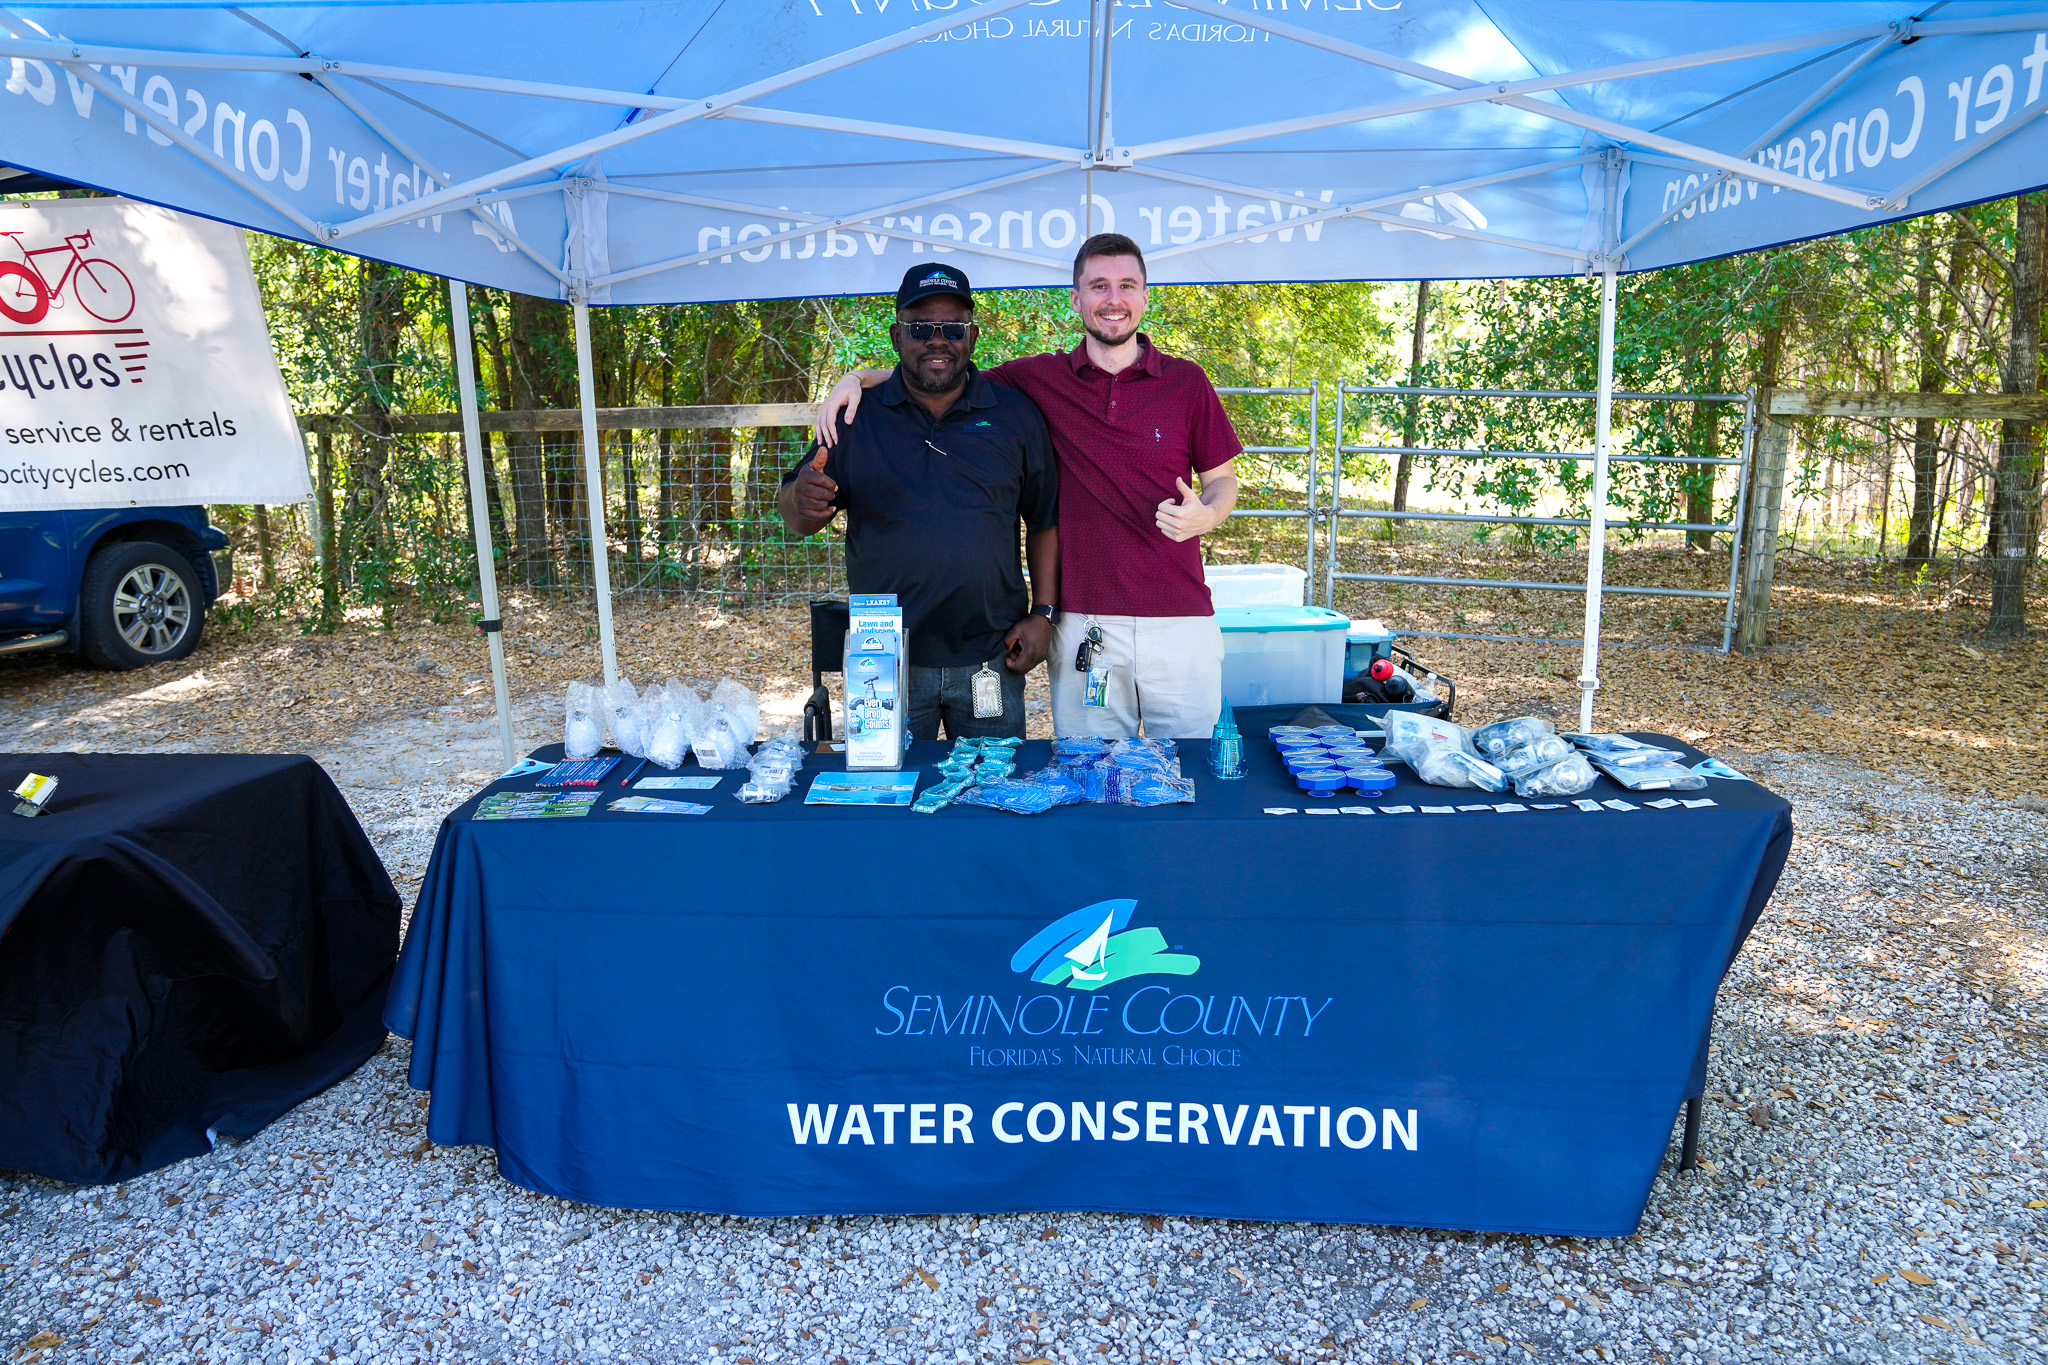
[1030,603,1059,622]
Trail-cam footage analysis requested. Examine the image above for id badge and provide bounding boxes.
[971,662,1003,719]
[1084,663,1111,707]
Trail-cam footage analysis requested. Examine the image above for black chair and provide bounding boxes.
[803,598,849,742]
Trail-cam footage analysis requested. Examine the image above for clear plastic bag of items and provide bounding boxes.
[736,730,804,803]
[1383,713,1508,792]
[564,681,605,759]
[1563,732,1706,790]
[601,677,648,758]
[1587,756,1707,791]
[692,679,761,770]
[644,681,699,769]
[1513,750,1597,798]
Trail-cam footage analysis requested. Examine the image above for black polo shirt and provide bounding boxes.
[785,365,1058,667]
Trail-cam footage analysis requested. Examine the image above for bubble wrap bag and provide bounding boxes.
[564,681,604,760]
[692,679,760,770]
[601,677,647,758]
[645,680,698,769]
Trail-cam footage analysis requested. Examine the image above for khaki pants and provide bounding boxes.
[1049,613,1225,740]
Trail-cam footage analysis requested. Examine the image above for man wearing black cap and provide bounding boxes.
[777,263,1059,741]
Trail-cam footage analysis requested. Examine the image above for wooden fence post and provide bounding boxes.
[1739,392,1791,650]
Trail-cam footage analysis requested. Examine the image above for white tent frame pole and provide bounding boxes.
[1616,29,1897,256]
[326,0,1043,240]
[1579,158,1625,735]
[571,294,620,686]
[448,279,519,767]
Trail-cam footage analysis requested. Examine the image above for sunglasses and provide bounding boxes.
[900,321,973,342]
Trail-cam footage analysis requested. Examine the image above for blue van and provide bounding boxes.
[0,505,230,670]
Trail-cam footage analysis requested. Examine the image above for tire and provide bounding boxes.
[72,257,136,323]
[78,541,205,671]
[0,261,47,325]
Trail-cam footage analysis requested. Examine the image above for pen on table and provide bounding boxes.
[619,757,649,787]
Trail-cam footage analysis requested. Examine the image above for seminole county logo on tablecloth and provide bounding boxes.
[1010,899,1199,990]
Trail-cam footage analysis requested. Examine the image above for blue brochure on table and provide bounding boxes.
[803,771,920,807]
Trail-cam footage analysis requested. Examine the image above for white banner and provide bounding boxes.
[0,197,306,511]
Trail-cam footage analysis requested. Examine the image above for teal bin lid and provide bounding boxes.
[1216,606,1351,633]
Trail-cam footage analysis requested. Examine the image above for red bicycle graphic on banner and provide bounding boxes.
[0,229,137,326]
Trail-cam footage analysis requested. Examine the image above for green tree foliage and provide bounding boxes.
[224,198,2040,627]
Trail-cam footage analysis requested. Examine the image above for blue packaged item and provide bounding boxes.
[1268,726,1313,739]
[1296,769,1344,796]
[956,777,1077,815]
[1052,736,1110,760]
[1345,768,1397,794]
[1113,772,1196,806]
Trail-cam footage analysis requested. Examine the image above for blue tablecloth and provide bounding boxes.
[386,732,1790,1235]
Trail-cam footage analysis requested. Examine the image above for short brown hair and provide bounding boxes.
[1072,233,1146,287]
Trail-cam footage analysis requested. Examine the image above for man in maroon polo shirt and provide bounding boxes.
[817,233,1240,739]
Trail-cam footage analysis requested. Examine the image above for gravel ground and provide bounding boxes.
[4,704,2045,1365]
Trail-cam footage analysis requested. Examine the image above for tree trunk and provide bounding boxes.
[352,260,408,623]
[696,305,743,528]
[1908,232,1966,562]
[1988,191,2045,636]
[505,292,567,584]
[1391,279,1428,519]
[657,358,678,551]
[253,504,275,589]
[620,429,642,566]
[315,431,340,628]
[1686,341,1726,551]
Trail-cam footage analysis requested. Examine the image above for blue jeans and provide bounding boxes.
[905,655,1026,741]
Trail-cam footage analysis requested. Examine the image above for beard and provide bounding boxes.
[901,350,967,394]
[1082,313,1139,348]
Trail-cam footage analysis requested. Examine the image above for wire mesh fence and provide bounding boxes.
[229,388,2039,648]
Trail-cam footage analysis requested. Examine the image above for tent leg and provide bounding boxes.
[1678,1096,1703,1171]
[1577,263,1618,734]
[572,294,621,685]
[448,279,519,767]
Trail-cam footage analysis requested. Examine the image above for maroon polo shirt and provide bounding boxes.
[985,336,1240,618]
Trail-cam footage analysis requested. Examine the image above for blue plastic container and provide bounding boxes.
[1345,768,1396,793]
[1295,769,1344,796]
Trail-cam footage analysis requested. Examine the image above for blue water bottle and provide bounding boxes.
[1210,698,1246,779]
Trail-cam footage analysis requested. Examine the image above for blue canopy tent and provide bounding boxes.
[6,0,2044,746]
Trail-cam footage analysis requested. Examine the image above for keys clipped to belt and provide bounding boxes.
[1075,621,1110,708]
[970,661,1004,719]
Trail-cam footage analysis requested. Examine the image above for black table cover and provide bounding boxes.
[0,753,400,1184]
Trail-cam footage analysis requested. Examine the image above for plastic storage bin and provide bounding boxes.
[1217,605,1350,706]
[1204,563,1307,608]
[1345,618,1396,675]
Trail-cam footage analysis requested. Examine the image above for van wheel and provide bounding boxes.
[79,541,204,670]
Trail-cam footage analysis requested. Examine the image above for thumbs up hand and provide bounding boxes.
[791,446,839,522]
[1154,476,1211,542]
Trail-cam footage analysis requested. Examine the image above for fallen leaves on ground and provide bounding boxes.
[5,541,2042,802]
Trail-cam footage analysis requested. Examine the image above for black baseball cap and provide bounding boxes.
[896,263,972,311]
